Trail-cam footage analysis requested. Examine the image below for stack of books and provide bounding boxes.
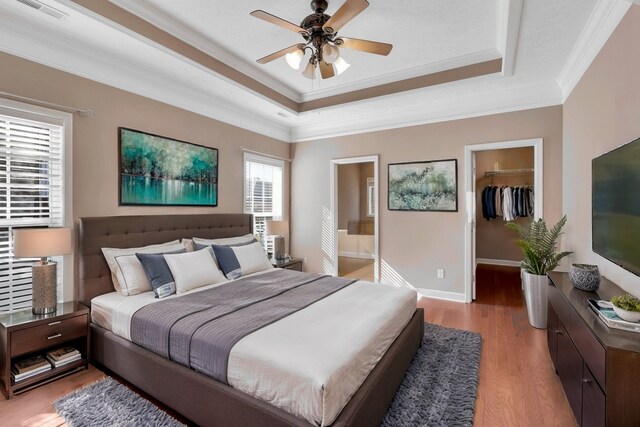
[11,355,51,382]
[46,346,81,368]
[588,299,640,333]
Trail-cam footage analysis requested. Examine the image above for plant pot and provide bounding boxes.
[522,271,549,329]
[612,306,640,323]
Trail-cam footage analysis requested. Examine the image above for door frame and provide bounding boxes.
[330,155,380,282]
[463,138,543,302]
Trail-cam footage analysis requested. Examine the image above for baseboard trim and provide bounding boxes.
[338,251,375,260]
[476,258,521,267]
[416,288,468,303]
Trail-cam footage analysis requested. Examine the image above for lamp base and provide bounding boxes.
[32,262,57,315]
[273,236,286,260]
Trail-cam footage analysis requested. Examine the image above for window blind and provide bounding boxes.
[0,114,64,312]
[243,154,283,252]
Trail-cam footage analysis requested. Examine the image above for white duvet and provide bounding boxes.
[91,271,417,426]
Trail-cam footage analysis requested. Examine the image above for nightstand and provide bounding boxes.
[0,301,89,399]
[271,257,303,272]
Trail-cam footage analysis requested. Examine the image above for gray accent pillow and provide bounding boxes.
[136,249,186,298]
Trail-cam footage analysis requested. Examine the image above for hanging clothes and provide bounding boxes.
[480,185,534,222]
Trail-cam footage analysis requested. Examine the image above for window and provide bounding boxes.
[243,153,284,252]
[0,102,69,312]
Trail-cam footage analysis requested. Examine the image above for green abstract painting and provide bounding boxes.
[388,159,457,212]
[119,127,218,206]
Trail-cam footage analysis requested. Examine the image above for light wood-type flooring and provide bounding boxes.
[338,256,374,281]
[1,264,575,426]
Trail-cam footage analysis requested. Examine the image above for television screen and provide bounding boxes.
[592,137,640,276]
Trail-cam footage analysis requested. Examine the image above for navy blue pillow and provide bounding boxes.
[136,249,186,298]
[211,245,242,280]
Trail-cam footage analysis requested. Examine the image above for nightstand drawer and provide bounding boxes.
[10,314,87,356]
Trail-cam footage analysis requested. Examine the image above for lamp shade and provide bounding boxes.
[13,228,72,258]
[265,220,289,237]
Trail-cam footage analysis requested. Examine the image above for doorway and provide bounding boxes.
[330,156,379,282]
[464,139,543,302]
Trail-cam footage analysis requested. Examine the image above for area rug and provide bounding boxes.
[382,323,482,427]
[54,323,481,427]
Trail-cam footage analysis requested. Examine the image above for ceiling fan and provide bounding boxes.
[251,0,392,80]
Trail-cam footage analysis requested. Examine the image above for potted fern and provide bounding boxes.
[507,215,572,329]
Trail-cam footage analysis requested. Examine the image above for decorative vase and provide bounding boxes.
[522,271,549,329]
[569,264,600,291]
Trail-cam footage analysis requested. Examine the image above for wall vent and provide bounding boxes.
[16,0,67,20]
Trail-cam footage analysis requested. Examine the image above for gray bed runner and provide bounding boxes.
[131,269,355,383]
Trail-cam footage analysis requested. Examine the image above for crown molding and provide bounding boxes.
[499,0,523,77]
[290,81,562,142]
[557,0,630,102]
[106,0,303,103]
[300,49,502,103]
[0,14,291,142]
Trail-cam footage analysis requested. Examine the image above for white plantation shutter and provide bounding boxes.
[243,153,283,253]
[0,113,64,312]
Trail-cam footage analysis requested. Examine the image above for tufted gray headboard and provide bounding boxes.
[76,214,252,307]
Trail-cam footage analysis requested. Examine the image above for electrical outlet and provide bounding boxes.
[437,269,445,279]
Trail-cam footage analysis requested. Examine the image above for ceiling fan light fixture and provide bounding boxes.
[322,43,340,64]
[285,49,304,70]
[334,56,350,75]
[302,60,316,79]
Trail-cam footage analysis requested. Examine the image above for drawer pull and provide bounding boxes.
[48,321,61,326]
[582,378,592,384]
[47,333,62,340]
[555,330,563,335]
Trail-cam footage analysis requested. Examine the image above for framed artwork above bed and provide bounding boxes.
[119,127,218,206]
[388,159,458,212]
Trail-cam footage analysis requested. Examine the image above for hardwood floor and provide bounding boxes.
[1,264,576,426]
[338,256,374,281]
[418,264,576,427]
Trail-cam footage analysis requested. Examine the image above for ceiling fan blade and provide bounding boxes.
[336,37,393,56]
[319,61,335,79]
[257,44,303,64]
[250,10,305,34]
[322,0,369,34]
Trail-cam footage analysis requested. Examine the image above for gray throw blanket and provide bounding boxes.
[131,269,356,383]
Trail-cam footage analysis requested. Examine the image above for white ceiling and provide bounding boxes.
[0,0,633,142]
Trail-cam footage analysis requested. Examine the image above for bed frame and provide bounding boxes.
[78,213,424,426]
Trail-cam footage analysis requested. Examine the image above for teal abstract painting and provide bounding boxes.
[119,128,218,206]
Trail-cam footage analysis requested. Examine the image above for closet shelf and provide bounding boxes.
[476,168,534,183]
[483,168,534,177]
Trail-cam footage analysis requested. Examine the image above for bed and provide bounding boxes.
[78,213,424,426]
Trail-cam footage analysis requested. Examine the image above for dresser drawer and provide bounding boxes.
[10,314,87,356]
[571,310,606,388]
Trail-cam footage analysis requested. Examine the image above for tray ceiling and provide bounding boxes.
[0,0,632,141]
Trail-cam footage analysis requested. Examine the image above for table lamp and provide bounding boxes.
[13,228,72,314]
[265,220,288,260]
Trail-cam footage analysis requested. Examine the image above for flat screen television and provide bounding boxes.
[592,137,640,277]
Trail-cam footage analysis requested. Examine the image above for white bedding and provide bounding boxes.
[91,271,417,426]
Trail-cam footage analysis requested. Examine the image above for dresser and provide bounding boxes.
[547,272,640,426]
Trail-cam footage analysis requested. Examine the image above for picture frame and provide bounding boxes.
[118,127,218,206]
[388,159,458,212]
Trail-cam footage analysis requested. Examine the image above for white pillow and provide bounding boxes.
[164,248,227,294]
[212,241,274,280]
[192,234,256,248]
[181,238,196,252]
[101,240,184,296]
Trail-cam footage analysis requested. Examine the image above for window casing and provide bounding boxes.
[243,153,284,252]
[0,102,70,312]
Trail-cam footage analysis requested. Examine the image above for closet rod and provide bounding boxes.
[240,147,291,162]
[0,91,95,116]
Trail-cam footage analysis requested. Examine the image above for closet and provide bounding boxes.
[475,147,535,264]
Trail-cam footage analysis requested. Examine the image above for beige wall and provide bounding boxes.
[291,106,563,295]
[337,164,361,229]
[359,163,374,221]
[475,147,534,261]
[563,6,640,295]
[0,52,290,300]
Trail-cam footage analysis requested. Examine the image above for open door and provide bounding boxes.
[471,153,477,300]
